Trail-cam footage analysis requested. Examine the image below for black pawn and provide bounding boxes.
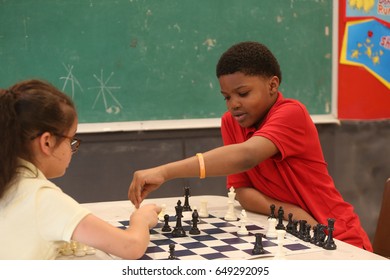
[252,233,265,255]
[298,220,307,239]
[303,224,312,242]
[268,204,276,219]
[286,213,294,234]
[315,224,327,247]
[183,186,192,212]
[168,243,179,260]
[275,206,286,230]
[189,209,200,235]
[323,218,337,250]
[162,214,171,232]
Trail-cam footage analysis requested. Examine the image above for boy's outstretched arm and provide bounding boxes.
[128,136,278,207]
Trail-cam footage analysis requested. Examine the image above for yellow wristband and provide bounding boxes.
[196,153,206,179]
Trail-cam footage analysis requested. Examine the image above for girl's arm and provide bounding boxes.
[71,204,160,260]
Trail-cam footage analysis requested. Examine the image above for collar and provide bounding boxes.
[17,158,47,180]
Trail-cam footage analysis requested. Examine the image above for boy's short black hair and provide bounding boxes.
[216,41,282,84]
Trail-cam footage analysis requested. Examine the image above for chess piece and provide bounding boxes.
[323,218,337,250]
[168,243,179,260]
[224,187,237,221]
[252,233,265,255]
[189,209,200,235]
[315,224,327,247]
[158,204,166,221]
[237,209,248,235]
[171,200,186,237]
[162,214,172,232]
[199,200,209,218]
[266,216,277,239]
[303,223,312,242]
[268,204,276,219]
[73,241,86,257]
[292,220,299,237]
[286,213,294,234]
[273,230,286,259]
[310,225,318,244]
[275,206,285,230]
[183,186,192,211]
[298,220,307,239]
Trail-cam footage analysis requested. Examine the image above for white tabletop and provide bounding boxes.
[58,195,387,260]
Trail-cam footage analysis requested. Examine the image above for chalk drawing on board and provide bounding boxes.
[60,64,83,99]
[89,69,122,114]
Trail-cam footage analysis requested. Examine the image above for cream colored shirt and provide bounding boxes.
[0,159,91,259]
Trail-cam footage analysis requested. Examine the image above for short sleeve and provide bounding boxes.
[35,187,91,242]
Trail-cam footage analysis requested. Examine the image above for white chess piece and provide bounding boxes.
[199,200,209,218]
[266,218,277,239]
[73,241,87,257]
[273,230,286,259]
[224,187,238,221]
[158,204,166,221]
[237,210,248,235]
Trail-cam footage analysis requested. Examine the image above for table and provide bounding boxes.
[57,195,387,260]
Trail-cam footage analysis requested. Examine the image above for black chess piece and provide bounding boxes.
[310,225,318,244]
[303,223,312,242]
[162,214,171,232]
[315,224,327,247]
[171,200,186,237]
[286,213,294,234]
[168,243,179,260]
[268,204,276,219]
[298,220,307,239]
[189,209,200,235]
[183,186,192,212]
[292,220,299,237]
[275,206,286,230]
[323,218,337,250]
[252,233,265,255]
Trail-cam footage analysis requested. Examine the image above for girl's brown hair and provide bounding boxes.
[0,79,76,198]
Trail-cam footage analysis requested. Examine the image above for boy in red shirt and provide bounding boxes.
[128,41,372,251]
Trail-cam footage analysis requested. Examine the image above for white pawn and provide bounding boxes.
[158,204,166,221]
[266,218,277,239]
[74,241,86,257]
[273,230,286,259]
[237,210,248,235]
[199,200,209,218]
[61,242,74,256]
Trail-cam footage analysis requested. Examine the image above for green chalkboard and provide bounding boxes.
[0,0,333,124]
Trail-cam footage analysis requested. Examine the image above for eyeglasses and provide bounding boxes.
[30,132,81,153]
[54,134,81,153]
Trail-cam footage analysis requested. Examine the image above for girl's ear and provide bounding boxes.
[38,132,54,155]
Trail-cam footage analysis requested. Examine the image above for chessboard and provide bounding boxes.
[112,211,325,260]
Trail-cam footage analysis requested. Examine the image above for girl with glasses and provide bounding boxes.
[0,79,160,259]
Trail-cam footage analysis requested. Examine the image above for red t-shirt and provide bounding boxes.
[221,92,373,251]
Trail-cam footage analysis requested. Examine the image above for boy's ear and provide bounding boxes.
[269,76,279,94]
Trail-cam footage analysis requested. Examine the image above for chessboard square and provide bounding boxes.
[138,254,153,260]
[284,243,310,251]
[262,240,278,247]
[151,239,177,246]
[220,250,252,259]
[145,246,165,254]
[201,240,228,247]
[200,252,229,260]
[202,228,227,235]
[181,242,208,250]
[118,220,129,227]
[221,237,248,245]
[175,249,197,257]
[210,221,236,228]
[246,224,264,231]
[211,245,237,252]
[191,235,218,242]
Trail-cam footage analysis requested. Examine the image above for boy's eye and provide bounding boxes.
[239,92,249,97]
[223,96,230,101]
